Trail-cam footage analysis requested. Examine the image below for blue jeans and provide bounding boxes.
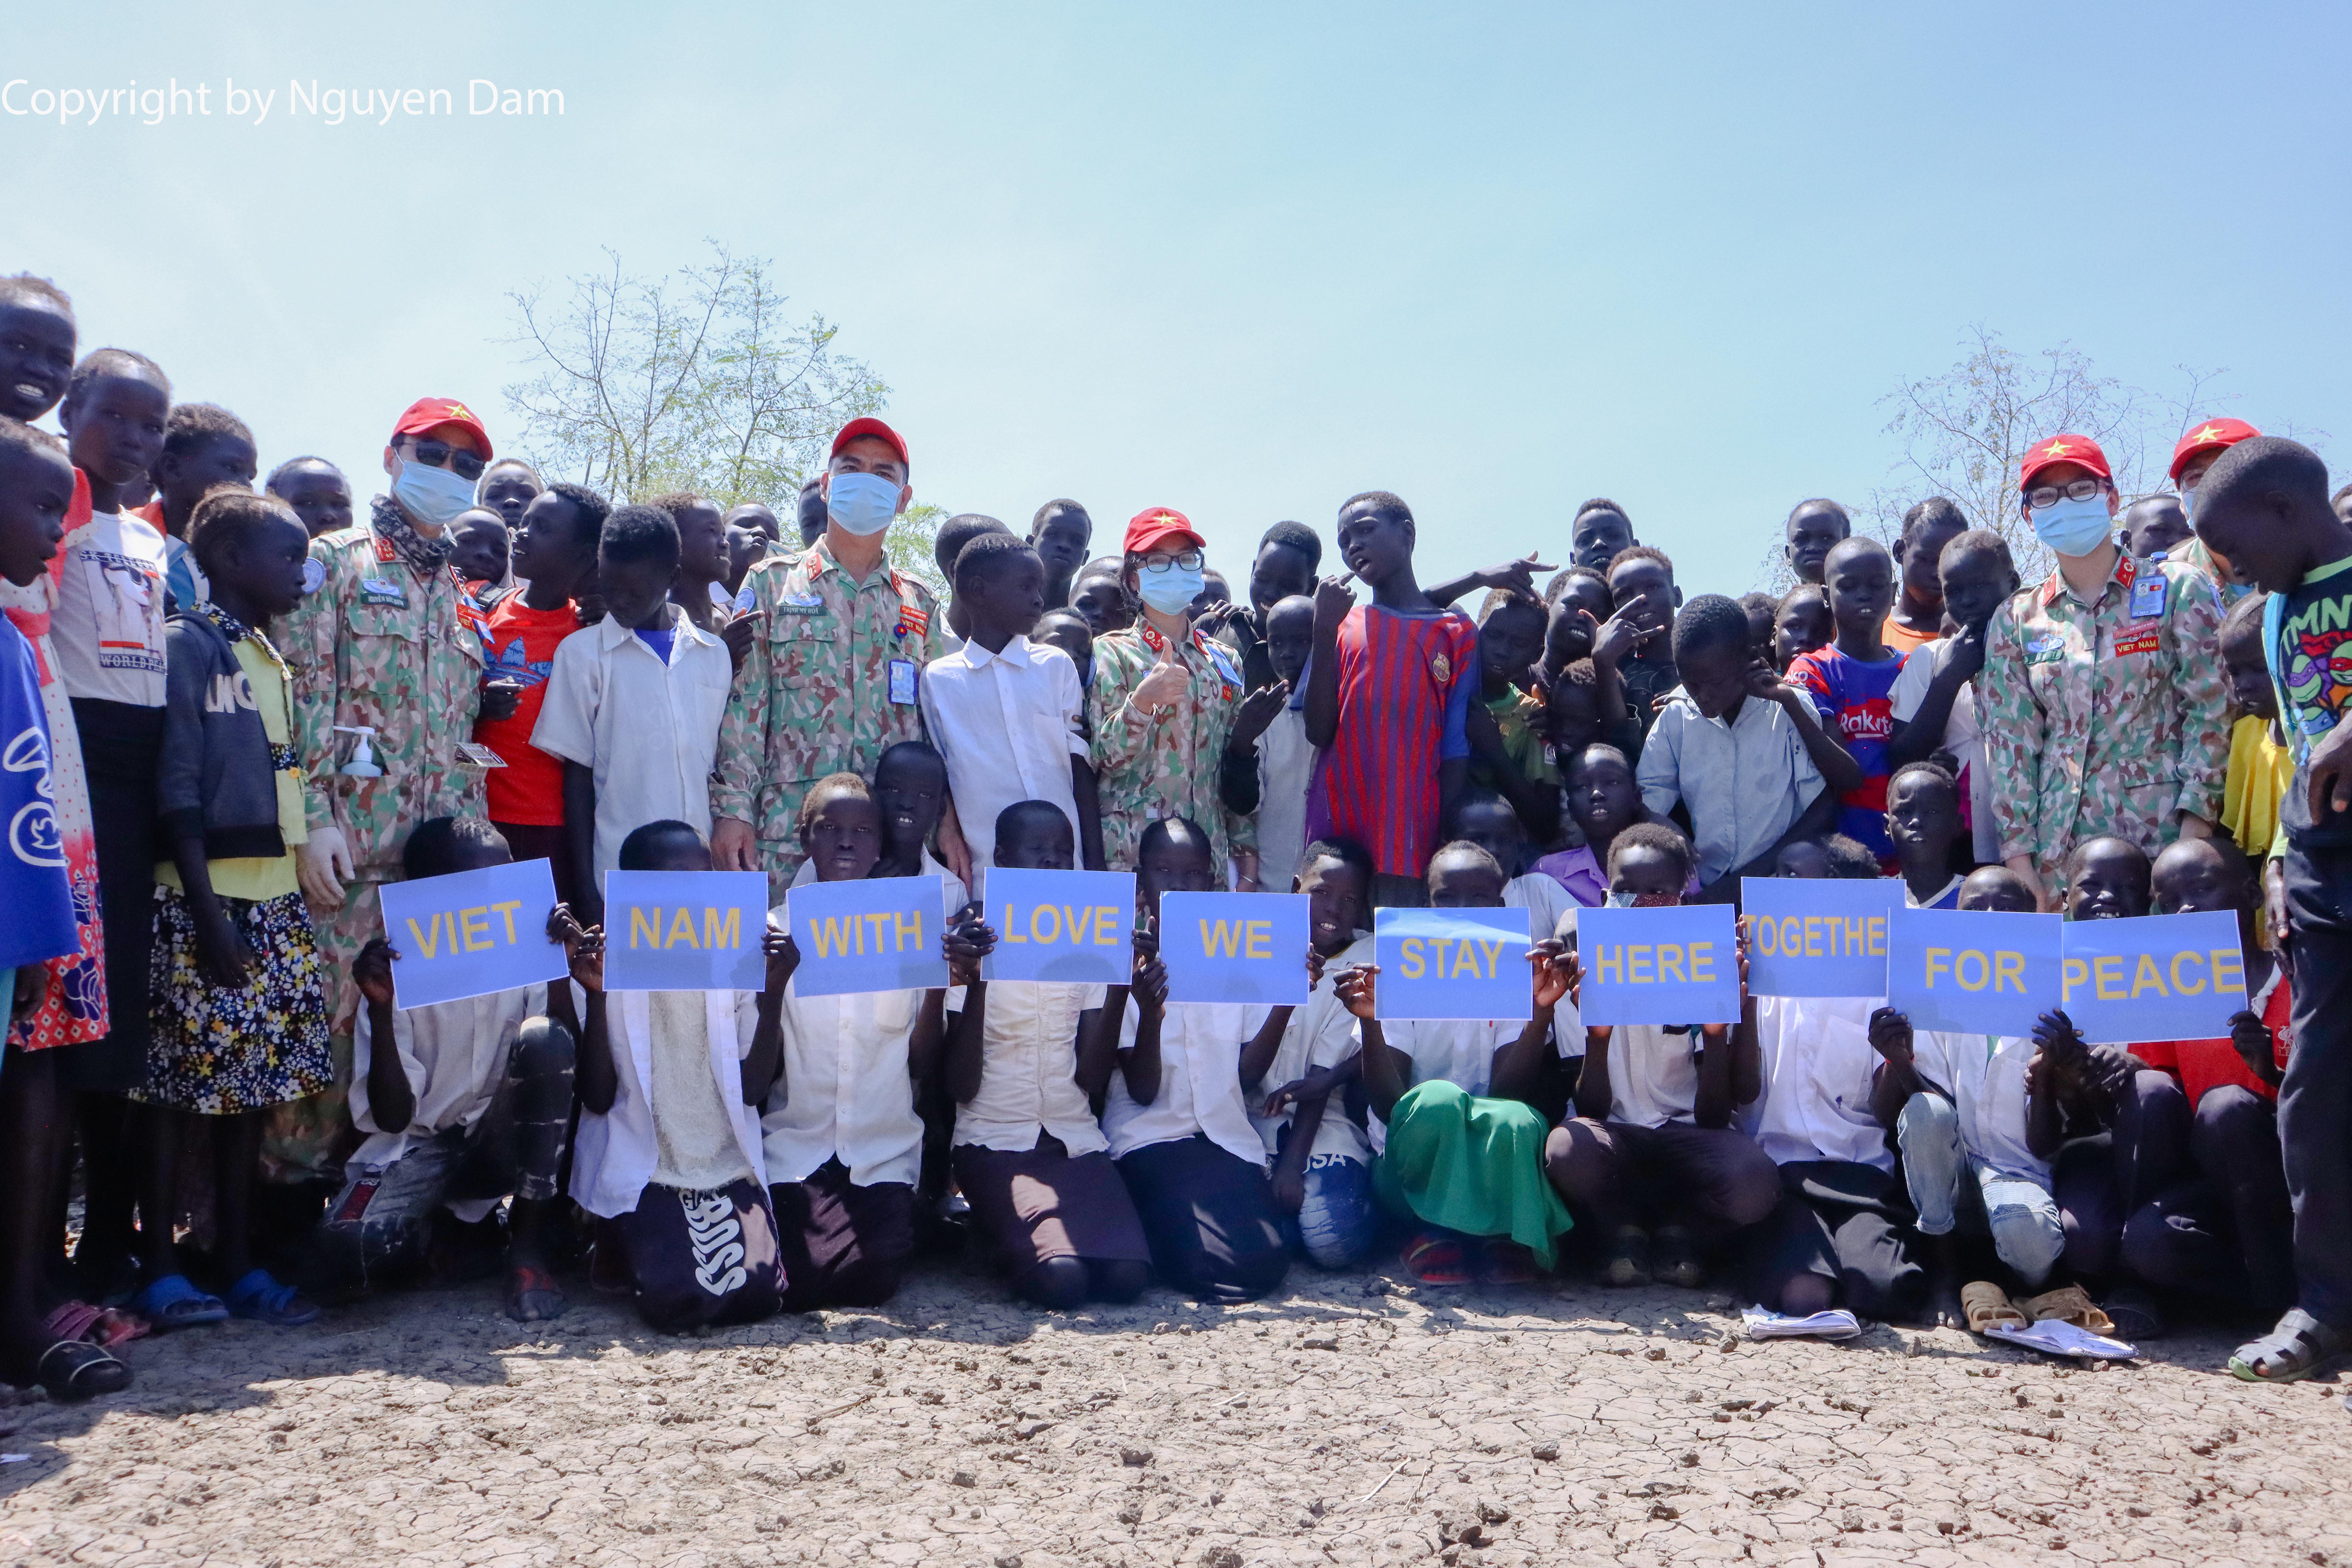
[1284,1152,1377,1269]
[1896,1090,2064,1289]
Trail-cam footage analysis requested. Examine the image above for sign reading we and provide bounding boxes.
[980,867,1137,986]
[1576,904,1740,1025]
[2060,910,2249,1044]
[785,876,951,997]
[603,870,770,992]
[1740,877,1900,998]
[377,858,569,1009]
[1373,906,1532,1021]
[1160,891,1309,1005]
[1885,907,2061,1037]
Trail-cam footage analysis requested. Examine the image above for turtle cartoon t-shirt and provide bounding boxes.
[2265,556,2352,853]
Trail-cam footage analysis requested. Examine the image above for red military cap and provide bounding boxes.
[2170,417,2261,483]
[2019,433,2111,489]
[830,416,909,468]
[1125,507,1203,555]
[390,397,492,460]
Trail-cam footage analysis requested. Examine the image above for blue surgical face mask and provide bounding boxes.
[2178,484,2197,523]
[2029,494,2113,558]
[1137,563,1204,616]
[392,457,479,530]
[826,471,901,536]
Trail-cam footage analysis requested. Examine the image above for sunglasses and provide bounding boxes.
[401,438,487,482]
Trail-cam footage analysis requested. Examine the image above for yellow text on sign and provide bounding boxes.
[1753,914,1885,957]
[1587,940,1718,985]
[626,905,745,951]
[1922,946,2026,993]
[406,900,525,958]
[997,903,1124,947]
[2062,948,2245,1002]
[1395,937,1512,980]
[1199,918,1274,960]
[807,909,926,959]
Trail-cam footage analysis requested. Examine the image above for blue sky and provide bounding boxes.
[6,1,2346,598]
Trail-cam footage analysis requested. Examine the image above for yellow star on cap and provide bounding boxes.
[2040,440,2072,458]
[2192,423,2225,444]
[1153,513,1181,527]
[444,402,475,422]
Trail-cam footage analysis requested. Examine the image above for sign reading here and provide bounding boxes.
[1740,877,1900,998]
[785,875,951,997]
[603,870,770,992]
[1373,906,1532,1021]
[1576,903,1741,1025]
[1160,891,1309,1006]
[1885,907,2061,1038]
[377,858,569,1009]
[980,867,1137,985]
[2060,909,2249,1044]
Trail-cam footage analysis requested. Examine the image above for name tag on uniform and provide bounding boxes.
[359,577,408,607]
[2111,626,2161,659]
[2129,573,2168,619]
[888,659,918,705]
[775,589,827,615]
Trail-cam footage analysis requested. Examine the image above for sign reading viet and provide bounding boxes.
[1741,877,1902,997]
[377,858,569,1009]
[1886,907,2062,1037]
[1576,904,1741,1026]
[2060,910,2249,1044]
[785,876,951,998]
[603,870,770,992]
[1160,891,1310,1006]
[980,867,1137,985]
[1373,906,1532,1021]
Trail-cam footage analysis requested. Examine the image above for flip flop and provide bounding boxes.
[506,1265,568,1323]
[1961,1280,2027,1334]
[2231,1308,2348,1383]
[2018,1283,2117,1337]
[1401,1232,1472,1286]
[223,1269,321,1328]
[35,1339,130,1399]
[41,1301,149,1349]
[1479,1240,1542,1286]
[129,1273,228,1329]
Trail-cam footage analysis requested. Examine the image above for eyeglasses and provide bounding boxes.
[1140,550,1204,573]
[401,438,487,482]
[2026,477,2104,509]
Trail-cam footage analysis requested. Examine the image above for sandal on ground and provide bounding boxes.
[2101,1284,2165,1342]
[223,1269,322,1327]
[129,1273,229,1329]
[506,1264,568,1323]
[2018,1283,2116,1336]
[1401,1232,1472,1286]
[1479,1240,1541,1286]
[1960,1281,2026,1334]
[2231,1308,2349,1383]
[41,1301,148,1349]
[35,1339,131,1399]
[1652,1226,1706,1290]
[1601,1226,1651,1288]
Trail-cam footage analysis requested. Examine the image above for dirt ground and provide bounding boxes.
[1,1251,2345,1568]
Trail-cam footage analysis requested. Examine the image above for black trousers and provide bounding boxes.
[1116,1134,1290,1303]
[621,1178,783,1333]
[2282,844,2352,1330]
[770,1159,915,1312]
[1742,1159,1925,1321]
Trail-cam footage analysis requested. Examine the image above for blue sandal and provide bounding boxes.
[224,1269,321,1327]
[129,1273,229,1329]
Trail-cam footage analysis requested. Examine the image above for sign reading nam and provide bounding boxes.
[603,870,770,992]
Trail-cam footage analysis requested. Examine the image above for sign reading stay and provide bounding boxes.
[1576,903,1741,1026]
[785,876,951,997]
[1885,907,2062,1037]
[1160,891,1309,1006]
[980,867,1137,986]
[1373,906,1532,1021]
[603,870,770,992]
[1740,877,1901,998]
[377,858,570,1009]
[2060,909,2249,1044]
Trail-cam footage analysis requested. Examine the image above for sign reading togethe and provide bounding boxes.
[1373,906,1532,1021]
[785,876,951,997]
[603,870,770,992]
[1741,877,1902,998]
[1576,903,1741,1026]
[1885,907,2062,1038]
[979,867,1137,985]
[377,858,569,1009]
[1159,891,1310,1006]
[2060,910,2249,1044]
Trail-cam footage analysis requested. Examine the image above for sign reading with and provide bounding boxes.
[1159,891,1310,1006]
[603,870,770,992]
[378,858,569,1009]
[1885,907,2062,1037]
[980,867,1137,985]
[785,876,951,998]
[2060,910,2249,1044]
[1741,877,1901,998]
[1577,903,1741,1026]
[1373,906,1532,1021]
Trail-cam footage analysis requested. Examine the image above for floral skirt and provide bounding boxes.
[136,886,333,1115]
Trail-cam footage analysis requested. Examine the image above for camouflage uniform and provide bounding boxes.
[1979,552,2230,883]
[1087,622,1255,871]
[713,541,947,901]
[273,497,489,1178]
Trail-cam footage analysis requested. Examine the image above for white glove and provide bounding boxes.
[297,825,354,909]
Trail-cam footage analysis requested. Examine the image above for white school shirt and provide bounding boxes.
[1888,639,1998,866]
[1103,997,1269,1167]
[1505,873,1577,943]
[350,982,547,1174]
[1745,996,1893,1173]
[789,853,969,920]
[1913,1029,2046,1183]
[953,979,1110,1154]
[1255,702,1317,889]
[568,988,767,1219]
[919,634,1087,869]
[531,606,733,877]
[1365,1016,1525,1154]
[1602,1023,1704,1129]
[760,904,927,1188]
[50,510,168,707]
[1250,934,1374,1165]
[1637,691,1826,884]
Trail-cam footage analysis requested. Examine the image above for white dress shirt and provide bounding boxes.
[1889,638,1998,865]
[1745,996,1894,1173]
[531,606,733,876]
[920,634,1087,868]
[568,988,767,1218]
[952,980,1111,1154]
[1250,934,1374,1164]
[1914,1029,2047,1182]
[1505,873,1577,943]
[1602,1022,1703,1129]
[1255,702,1317,889]
[760,904,927,1187]
[1637,691,1826,884]
[1103,997,1269,1166]
[350,983,547,1173]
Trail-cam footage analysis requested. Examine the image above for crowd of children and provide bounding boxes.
[5,265,2352,1406]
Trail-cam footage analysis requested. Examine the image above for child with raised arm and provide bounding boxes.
[1785,537,1906,868]
[1602,546,1681,738]
[1886,530,2020,869]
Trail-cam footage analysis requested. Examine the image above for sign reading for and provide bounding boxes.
[1160,891,1309,1006]
[603,870,770,992]
[785,876,951,998]
[1740,877,1901,997]
[1373,906,1532,1021]
[1886,907,2062,1037]
[2060,909,2248,1044]
[980,867,1137,986]
[377,858,569,1009]
[1577,903,1740,1025]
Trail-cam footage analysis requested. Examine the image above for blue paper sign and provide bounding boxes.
[1577,904,1741,1026]
[2060,910,2249,1045]
[980,867,1137,985]
[1741,877,1901,998]
[1885,907,2062,1038]
[603,871,770,992]
[378,858,569,1010]
[1373,906,1532,1021]
[1160,892,1310,1005]
[786,876,951,998]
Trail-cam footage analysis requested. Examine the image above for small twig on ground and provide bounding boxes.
[1358,1459,1407,1503]
[804,1392,874,1427]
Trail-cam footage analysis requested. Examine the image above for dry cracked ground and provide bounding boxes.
[2,1252,2347,1568]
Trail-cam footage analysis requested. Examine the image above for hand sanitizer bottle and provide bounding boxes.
[333,726,384,778]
